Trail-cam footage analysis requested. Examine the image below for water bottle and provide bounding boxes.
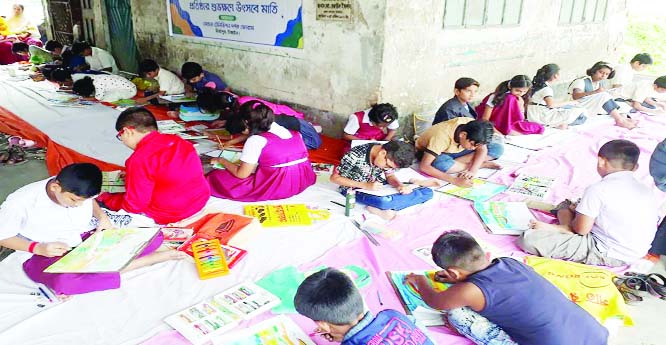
[345,189,356,217]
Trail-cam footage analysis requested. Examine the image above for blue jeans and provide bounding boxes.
[447,307,517,345]
[432,142,504,173]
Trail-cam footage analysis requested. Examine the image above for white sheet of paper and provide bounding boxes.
[356,185,400,197]
[393,168,426,183]
[159,94,197,103]
[351,140,388,148]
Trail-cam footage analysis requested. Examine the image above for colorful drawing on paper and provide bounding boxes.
[387,271,449,314]
[437,179,507,202]
[473,201,535,235]
[216,315,314,345]
[101,170,125,193]
[507,174,555,200]
[168,1,304,49]
[45,228,159,273]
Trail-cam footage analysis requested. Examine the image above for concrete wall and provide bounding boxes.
[130,0,388,135]
[118,0,627,137]
[381,0,628,128]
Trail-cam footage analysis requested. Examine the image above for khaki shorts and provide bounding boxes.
[518,229,627,267]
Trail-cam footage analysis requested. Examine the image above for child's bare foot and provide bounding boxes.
[615,118,638,129]
[556,123,569,130]
[410,178,442,187]
[528,219,571,233]
[121,250,188,273]
[367,206,397,220]
[481,161,501,170]
[56,294,71,302]
[528,219,546,230]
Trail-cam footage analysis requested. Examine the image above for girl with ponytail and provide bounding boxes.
[527,64,588,129]
[475,75,544,135]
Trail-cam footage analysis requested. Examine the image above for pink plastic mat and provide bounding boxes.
[143,112,666,345]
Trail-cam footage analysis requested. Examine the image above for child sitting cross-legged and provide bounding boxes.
[406,230,608,345]
[330,141,415,219]
[294,267,435,345]
[0,163,186,297]
[519,139,659,267]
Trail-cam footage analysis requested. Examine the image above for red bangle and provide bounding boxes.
[28,242,38,253]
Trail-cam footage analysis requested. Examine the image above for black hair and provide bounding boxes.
[72,77,95,97]
[532,64,560,95]
[459,120,494,145]
[181,61,203,80]
[55,163,102,198]
[50,68,72,83]
[225,115,247,135]
[138,59,159,75]
[382,141,415,168]
[631,53,653,65]
[115,107,158,132]
[492,75,532,107]
[598,139,640,170]
[239,100,274,135]
[586,61,615,79]
[197,88,237,113]
[454,77,480,90]
[71,41,92,56]
[14,4,24,11]
[44,40,63,52]
[655,76,666,89]
[11,42,28,54]
[368,103,398,125]
[431,230,486,271]
[293,267,364,325]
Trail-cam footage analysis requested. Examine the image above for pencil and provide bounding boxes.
[377,291,383,305]
[215,135,223,147]
[330,201,345,208]
[38,286,53,303]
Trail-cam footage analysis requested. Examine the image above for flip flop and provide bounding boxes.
[8,136,35,149]
[613,276,644,304]
[622,272,666,300]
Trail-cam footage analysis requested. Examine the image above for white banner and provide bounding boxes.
[167,0,303,48]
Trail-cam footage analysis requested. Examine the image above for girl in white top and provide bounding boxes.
[528,64,588,129]
[568,61,637,129]
[72,74,137,102]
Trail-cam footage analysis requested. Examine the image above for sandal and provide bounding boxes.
[613,276,644,304]
[622,272,666,300]
[8,136,35,149]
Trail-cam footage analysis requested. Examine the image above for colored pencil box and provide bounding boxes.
[355,186,433,211]
[179,104,220,122]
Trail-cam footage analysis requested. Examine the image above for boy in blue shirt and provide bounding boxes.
[406,230,608,345]
[432,77,480,125]
[294,267,434,345]
[181,61,228,93]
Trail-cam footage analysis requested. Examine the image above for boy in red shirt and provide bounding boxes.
[98,107,210,224]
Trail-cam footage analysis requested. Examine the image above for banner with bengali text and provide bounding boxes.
[167,0,303,48]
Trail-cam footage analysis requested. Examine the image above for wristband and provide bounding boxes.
[28,242,38,254]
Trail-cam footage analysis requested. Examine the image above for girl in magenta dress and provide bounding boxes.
[207,101,316,201]
[476,75,544,135]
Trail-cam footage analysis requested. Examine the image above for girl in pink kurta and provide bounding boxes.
[476,75,544,136]
[207,101,316,201]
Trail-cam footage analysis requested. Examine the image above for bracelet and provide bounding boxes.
[28,242,38,254]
